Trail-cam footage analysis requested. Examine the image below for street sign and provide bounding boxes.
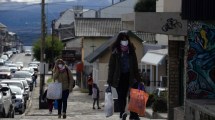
[39,62,49,74]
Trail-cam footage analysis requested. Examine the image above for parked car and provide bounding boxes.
[0,55,8,62]
[0,80,27,111]
[11,78,30,100]
[0,84,15,118]
[5,64,18,73]
[28,64,38,72]
[0,66,12,79]
[9,86,25,114]
[12,71,33,91]
[21,67,34,75]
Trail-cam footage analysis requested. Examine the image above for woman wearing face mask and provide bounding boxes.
[53,59,74,119]
[107,32,141,120]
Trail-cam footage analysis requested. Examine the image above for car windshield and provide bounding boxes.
[0,68,10,72]
[10,86,22,95]
[2,82,23,89]
[13,72,31,78]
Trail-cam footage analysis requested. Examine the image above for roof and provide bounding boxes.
[141,49,168,66]
[75,18,121,37]
[0,23,6,28]
[85,30,143,63]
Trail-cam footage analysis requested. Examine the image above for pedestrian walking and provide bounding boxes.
[53,59,74,119]
[32,71,37,87]
[87,74,93,95]
[42,89,54,114]
[107,32,141,120]
[92,83,101,110]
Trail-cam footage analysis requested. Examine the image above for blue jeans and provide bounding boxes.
[57,89,69,115]
[33,78,37,87]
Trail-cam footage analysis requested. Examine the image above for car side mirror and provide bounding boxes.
[25,87,29,90]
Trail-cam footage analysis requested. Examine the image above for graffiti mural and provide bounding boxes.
[187,21,215,99]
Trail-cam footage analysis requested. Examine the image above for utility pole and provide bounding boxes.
[39,0,46,109]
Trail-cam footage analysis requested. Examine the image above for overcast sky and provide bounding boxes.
[0,0,114,3]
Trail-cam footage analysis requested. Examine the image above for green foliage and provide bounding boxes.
[46,77,53,84]
[146,94,155,107]
[152,97,167,113]
[134,0,156,12]
[32,35,64,63]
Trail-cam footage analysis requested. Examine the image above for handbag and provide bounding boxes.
[46,81,62,99]
[104,85,114,117]
[128,84,149,116]
[66,69,75,88]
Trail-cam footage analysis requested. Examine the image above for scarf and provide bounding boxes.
[58,66,66,72]
[120,45,129,52]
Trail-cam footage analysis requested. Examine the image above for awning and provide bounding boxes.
[141,49,167,66]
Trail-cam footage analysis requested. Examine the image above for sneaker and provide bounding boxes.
[122,112,127,120]
[98,107,101,109]
[58,114,61,118]
[62,113,66,119]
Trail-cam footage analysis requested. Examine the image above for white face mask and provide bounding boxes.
[58,64,63,68]
[121,40,128,46]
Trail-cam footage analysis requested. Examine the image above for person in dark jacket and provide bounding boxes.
[107,32,141,120]
[32,71,37,87]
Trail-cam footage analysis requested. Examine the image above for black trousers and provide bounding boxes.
[93,98,99,107]
[116,73,139,119]
[57,89,69,115]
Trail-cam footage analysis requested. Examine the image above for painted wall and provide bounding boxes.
[187,21,215,99]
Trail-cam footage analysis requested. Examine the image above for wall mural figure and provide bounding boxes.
[187,21,215,99]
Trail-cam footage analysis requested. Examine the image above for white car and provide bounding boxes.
[21,67,34,75]
[25,50,31,56]
[0,80,27,112]
[9,86,25,114]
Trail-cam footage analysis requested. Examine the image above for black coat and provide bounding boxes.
[107,48,141,88]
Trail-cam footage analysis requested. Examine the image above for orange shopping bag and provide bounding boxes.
[128,87,149,116]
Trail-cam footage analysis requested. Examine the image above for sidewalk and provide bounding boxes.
[21,75,167,120]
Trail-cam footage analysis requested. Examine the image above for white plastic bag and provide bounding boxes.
[104,86,114,117]
[46,81,62,99]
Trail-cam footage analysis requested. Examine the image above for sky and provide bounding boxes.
[0,0,116,11]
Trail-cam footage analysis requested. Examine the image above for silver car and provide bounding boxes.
[9,86,25,114]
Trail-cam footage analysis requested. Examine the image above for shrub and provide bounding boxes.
[152,97,167,113]
[46,77,53,84]
[146,94,155,107]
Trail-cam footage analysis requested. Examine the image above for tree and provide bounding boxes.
[134,0,156,12]
[32,35,64,63]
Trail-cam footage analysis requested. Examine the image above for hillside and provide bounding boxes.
[0,1,111,45]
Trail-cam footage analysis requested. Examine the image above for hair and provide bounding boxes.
[111,32,135,53]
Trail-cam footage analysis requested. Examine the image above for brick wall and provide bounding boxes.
[168,40,181,120]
